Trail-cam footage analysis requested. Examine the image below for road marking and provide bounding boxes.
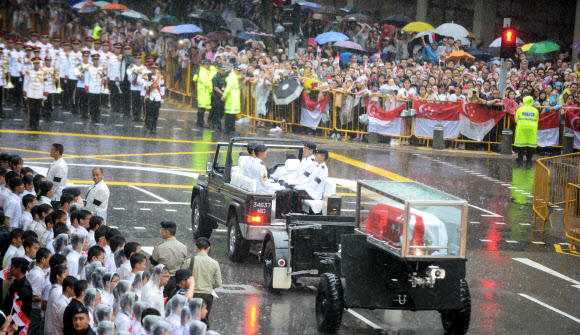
[134,125,143,128]
[108,226,118,229]
[173,127,182,130]
[508,187,516,189]
[215,229,227,233]
[95,123,104,126]
[140,208,152,211]
[502,183,511,186]
[519,223,531,226]
[13,119,23,121]
[113,207,126,210]
[54,121,64,124]
[114,124,124,127]
[177,119,185,122]
[495,222,506,225]
[165,209,177,212]
[470,204,502,217]
[158,118,167,120]
[307,286,382,330]
[481,214,503,217]
[469,221,480,224]
[75,122,84,125]
[518,294,580,323]
[135,227,146,229]
[329,152,412,182]
[138,201,190,205]
[160,108,196,113]
[505,240,518,243]
[129,185,169,203]
[532,241,546,245]
[480,239,493,242]
[513,258,580,288]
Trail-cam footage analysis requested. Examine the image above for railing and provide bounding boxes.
[165,58,195,104]
[533,153,580,231]
[564,183,580,251]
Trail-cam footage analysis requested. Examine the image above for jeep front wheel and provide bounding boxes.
[439,279,471,335]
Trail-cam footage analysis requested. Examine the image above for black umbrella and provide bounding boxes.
[274,78,303,105]
[524,53,551,63]
[465,48,494,61]
[382,15,412,28]
[340,7,366,15]
[187,10,228,29]
[228,18,259,32]
[315,6,339,15]
[206,31,234,41]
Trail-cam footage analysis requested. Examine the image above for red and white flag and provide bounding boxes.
[366,101,405,136]
[565,111,580,148]
[458,102,506,142]
[413,100,461,139]
[0,268,10,280]
[536,110,560,147]
[13,293,30,327]
[428,31,436,44]
[333,54,340,65]
[300,93,329,129]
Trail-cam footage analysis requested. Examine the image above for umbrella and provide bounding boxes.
[570,41,580,51]
[340,7,365,14]
[79,5,99,14]
[434,22,469,40]
[299,2,322,10]
[446,50,475,62]
[334,40,363,51]
[151,15,181,26]
[489,37,525,48]
[72,1,90,9]
[402,21,434,33]
[187,10,228,29]
[312,13,324,20]
[465,48,494,61]
[160,26,175,33]
[170,24,202,34]
[237,32,260,41]
[524,53,550,63]
[370,52,387,63]
[343,14,374,23]
[520,43,534,52]
[527,40,560,54]
[228,18,259,31]
[382,15,412,28]
[244,31,276,38]
[274,78,303,105]
[206,31,233,41]
[101,4,128,11]
[315,32,348,44]
[315,6,339,15]
[340,52,361,65]
[118,10,149,21]
[93,1,110,7]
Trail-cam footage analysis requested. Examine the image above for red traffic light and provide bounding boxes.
[502,28,516,46]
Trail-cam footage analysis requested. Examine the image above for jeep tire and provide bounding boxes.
[315,273,344,333]
[227,215,250,262]
[192,196,212,239]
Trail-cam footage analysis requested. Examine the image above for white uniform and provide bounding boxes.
[4,193,23,229]
[0,56,8,86]
[2,244,18,298]
[85,63,105,94]
[23,68,47,100]
[107,53,122,81]
[18,211,33,231]
[54,50,69,79]
[67,51,82,80]
[138,68,151,97]
[130,64,147,91]
[240,156,255,177]
[117,260,132,281]
[66,249,82,279]
[247,158,284,194]
[47,157,68,201]
[295,162,328,200]
[44,284,63,335]
[76,61,90,89]
[53,293,71,335]
[115,312,132,332]
[282,154,317,185]
[0,185,10,209]
[42,65,57,93]
[143,71,165,102]
[84,179,110,221]
[38,42,52,58]
[8,50,25,78]
[22,55,33,71]
[29,220,50,248]
[27,265,47,310]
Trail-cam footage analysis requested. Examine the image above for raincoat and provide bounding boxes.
[193,66,213,109]
[165,295,188,335]
[83,288,98,329]
[514,96,539,147]
[96,321,114,335]
[114,292,136,332]
[223,71,241,114]
[132,302,149,335]
[94,304,113,327]
[142,315,160,334]
[141,264,166,315]
[92,26,102,47]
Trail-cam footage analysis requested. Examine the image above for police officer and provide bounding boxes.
[148,220,188,297]
[292,149,329,212]
[84,54,105,123]
[210,63,227,131]
[223,64,243,135]
[143,62,164,134]
[129,52,147,121]
[514,96,539,168]
[119,44,135,117]
[67,39,83,114]
[193,58,213,128]
[23,57,47,130]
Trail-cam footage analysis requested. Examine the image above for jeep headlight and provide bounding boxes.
[427,266,445,280]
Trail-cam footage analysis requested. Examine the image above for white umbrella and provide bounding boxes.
[488,36,525,48]
[434,22,469,40]
[118,10,150,21]
[72,1,90,10]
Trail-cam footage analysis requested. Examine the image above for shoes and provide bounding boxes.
[336,134,341,140]
[330,133,336,139]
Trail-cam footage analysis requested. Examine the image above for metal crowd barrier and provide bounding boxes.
[533,153,580,232]
[165,58,194,105]
[564,183,580,251]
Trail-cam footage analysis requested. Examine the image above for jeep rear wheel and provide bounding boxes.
[192,196,212,239]
[315,273,344,333]
[227,216,249,262]
[263,239,277,291]
[439,279,471,335]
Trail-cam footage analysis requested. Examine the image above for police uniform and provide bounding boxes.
[75,50,91,118]
[223,66,242,134]
[84,178,110,221]
[107,44,123,113]
[9,40,25,108]
[119,44,135,116]
[514,96,539,167]
[129,52,147,121]
[148,221,188,297]
[85,54,105,122]
[42,56,57,120]
[66,40,83,113]
[210,64,227,130]
[193,59,213,127]
[23,57,47,130]
[280,154,317,186]
[143,62,164,134]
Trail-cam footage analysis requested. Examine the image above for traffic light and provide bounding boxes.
[291,3,301,33]
[281,5,293,28]
[500,27,517,59]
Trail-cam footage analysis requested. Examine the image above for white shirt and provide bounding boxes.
[85,64,105,94]
[68,224,88,237]
[27,265,47,310]
[2,245,18,298]
[115,312,132,332]
[67,50,82,80]
[66,249,82,279]
[117,260,132,281]
[284,155,317,186]
[130,64,147,91]
[53,294,72,335]
[141,282,164,315]
[87,230,96,249]
[29,220,50,247]
[44,285,63,335]
[143,71,165,102]
[0,186,10,209]
[166,313,181,335]
[4,193,22,229]
[23,68,47,100]
[295,162,328,200]
[85,180,110,221]
[107,53,122,81]
[247,158,284,194]
[100,290,113,306]
[47,157,68,200]
[18,211,33,231]
[37,195,52,206]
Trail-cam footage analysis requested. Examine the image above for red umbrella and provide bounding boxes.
[82,2,95,7]
[101,4,129,11]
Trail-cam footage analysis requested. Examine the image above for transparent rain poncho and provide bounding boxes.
[70,232,85,252]
[187,320,207,335]
[94,304,113,327]
[62,245,72,257]
[143,315,160,334]
[114,247,126,268]
[66,233,86,278]
[114,292,136,332]
[101,272,118,306]
[53,233,69,255]
[188,298,204,322]
[205,331,219,335]
[132,301,149,335]
[179,307,191,335]
[132,271,149,299]
[91,267,107,291]
[112,279,132,309]
[141,264,166,315]
[83,288,99,329]
[83,262,102,283]
[77,255,88,273]
[165,295,187,334]
[116,332,131,335]
[152,321,171,335]
[96,321,115,335]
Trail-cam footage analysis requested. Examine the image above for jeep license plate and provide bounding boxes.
[249,198,272,224]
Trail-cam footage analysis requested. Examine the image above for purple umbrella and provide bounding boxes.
[334,40,363,51]
[244,30,276,38]
[570,41,580,51]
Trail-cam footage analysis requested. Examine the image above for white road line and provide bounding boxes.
[469,221,480,224]
[165,209,177,212]
[468,204,502,216]
[518,294,580,323]
[138,201,190,205]
[495,222,506,225]
[177,119,185,122]
[63,112,71,114]
[173,127,182,130]
[160,108,196,113]
[307,286,382,330]
[532,241,546,245]
[519,223,531,226]
[114,124,124,127]
[502,183,511,186]
[108,226,118,229]
[513,258,580,287]
[102,114,110,116]
[134,125,143,128]
[113,208,125,210]
[481,214,503,217]
[508,187,516,189]
[75,122,84,125]
[140,208,151,211]
[158,118,167,120]
[480,239,492,242]
[505,240,518,243]
[13,119,23,121]
[135,227,146,229]
[95,123,104,126]
[54,121,64,124]
[129,185,170,203]
[215,229,227,233]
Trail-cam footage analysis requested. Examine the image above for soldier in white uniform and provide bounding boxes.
[85,167,110,221]
[42,55,58,121]
[100,41,113,108]
[143,62,165,134]
[292,149,329,212]
[47,143,67,201]
[66,39,83,114]
[23,57,48,130]
[23,45,34,72]
[28,30,40,47]
[54,38,69,110]
[0,47,7,118]
[38,32,53,59]
[48,36,63,60]
[279,142,318,187]
[76,50,91,119]
[107,43,123,113]
[8,39,25,109]
[240,142,258,177]
[129,52,147,121]
[139,56,154,109]
[84,53,105,123]
[81,36,93,53]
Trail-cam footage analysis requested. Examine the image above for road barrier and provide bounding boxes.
[564,183,580,251]
[533,153,580,231]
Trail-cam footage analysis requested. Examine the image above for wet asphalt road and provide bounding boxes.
[1,100,579,335]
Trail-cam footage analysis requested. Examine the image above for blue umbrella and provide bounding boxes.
[340,52,361,65]
[299,2,322,10]
[237,32,260,41]
[465,48,494,61]
[170,24,202,34]
[315,32,348,45]
[340,7,365,14]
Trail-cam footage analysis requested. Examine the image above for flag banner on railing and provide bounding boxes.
[413,100,460,139]
[565,111,580,148]
[537,110,560,147]
[367,101,405,136]
[300,93,329,129]
[458,102,506,141]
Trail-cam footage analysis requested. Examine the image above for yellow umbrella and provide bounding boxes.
[402,21,434,33]
[521,43,535,52]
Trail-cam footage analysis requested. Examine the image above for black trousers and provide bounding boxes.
[27,98,42,128]
[120,81,131,116]
[130,91,142,119]
[209,100,224,128]
[64,79,77,112]
[517,147,534,165]
[197,107,207,125]
[0,85,3,118]
[145,100,161,131]
[10,76,22,107]
[224,113,237,132]
[276,188,293,217]
[292,189,313,213]
[76,88,88,117]
[110,80,121,113]
[89,93,101,122]
[44,93,56,120]
[193,292,214,329]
